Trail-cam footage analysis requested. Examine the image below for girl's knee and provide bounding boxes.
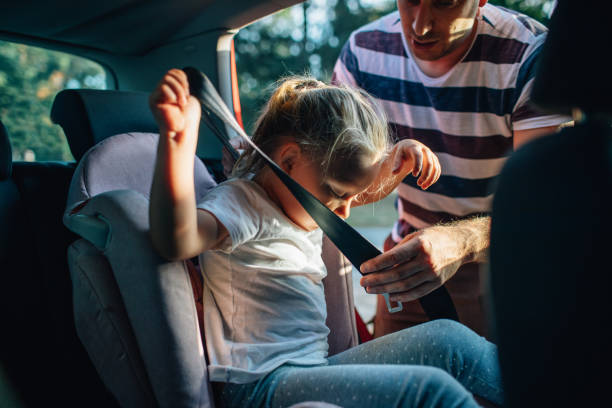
[409,366,477,406]
[407,319,482,345]
[394,319,493,367]
[426,318,473,333]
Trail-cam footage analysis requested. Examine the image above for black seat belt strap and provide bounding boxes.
[183,67,458,320]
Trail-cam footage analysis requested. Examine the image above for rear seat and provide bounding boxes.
[2,87,358,406]
[0,119,116,406]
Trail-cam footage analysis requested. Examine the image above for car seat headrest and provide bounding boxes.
[0,120,12,181]
[51,89,159,161]
[66,132,216,211]
[531,1,612,115]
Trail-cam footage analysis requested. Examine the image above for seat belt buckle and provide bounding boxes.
[383,293,403,313]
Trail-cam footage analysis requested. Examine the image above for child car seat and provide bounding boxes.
[53,89,357,407]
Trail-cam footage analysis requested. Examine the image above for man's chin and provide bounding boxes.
[409,46,444,62]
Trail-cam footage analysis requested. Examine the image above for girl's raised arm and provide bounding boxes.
[149,69,228,260]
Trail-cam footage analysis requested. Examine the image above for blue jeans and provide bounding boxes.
[218,319,503,407]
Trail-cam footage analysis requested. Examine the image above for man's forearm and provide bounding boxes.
[442,215,491,264]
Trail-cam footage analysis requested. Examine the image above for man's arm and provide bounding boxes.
[360,216,490,302]
[357,124,567,301]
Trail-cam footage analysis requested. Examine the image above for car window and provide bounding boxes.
[0,40,108,162]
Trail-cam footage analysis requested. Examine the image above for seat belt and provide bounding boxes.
[183,67,458,320]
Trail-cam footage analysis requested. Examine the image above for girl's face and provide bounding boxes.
[264,143,381,231]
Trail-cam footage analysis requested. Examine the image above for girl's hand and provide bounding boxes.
[149,69,201,148]
[391,139,441,190]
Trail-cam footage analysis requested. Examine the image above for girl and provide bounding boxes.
[149,69,502,408]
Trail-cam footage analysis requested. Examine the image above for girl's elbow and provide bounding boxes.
[150,231,185,261]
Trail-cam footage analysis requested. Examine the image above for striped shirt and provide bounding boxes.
[332,4,569,231]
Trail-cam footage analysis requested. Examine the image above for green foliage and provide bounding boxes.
[0,41,106,161]
[0,0,553,163]
[234,0,554,228]
[235,0,553,134]
[235,0,397,133]
[489,0,555,24]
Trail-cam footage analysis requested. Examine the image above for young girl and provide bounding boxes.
[149,69,503,408]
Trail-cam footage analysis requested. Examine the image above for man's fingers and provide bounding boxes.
[360,238,419,274]
[389,281,440,303]
[361,258,423,287]
[363,266,430,294]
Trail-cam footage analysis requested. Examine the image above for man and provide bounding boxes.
[332,0,568,338]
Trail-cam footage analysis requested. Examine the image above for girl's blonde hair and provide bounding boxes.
[232,76,390,182]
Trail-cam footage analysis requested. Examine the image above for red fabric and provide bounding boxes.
[355,308,373,343]
[186,259,206,345]
[69,198,90,215]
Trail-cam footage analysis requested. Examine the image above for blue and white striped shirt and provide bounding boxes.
[333,4,568,230]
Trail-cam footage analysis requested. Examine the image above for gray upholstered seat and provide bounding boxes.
[54,89,356,407]
[63,131,216,407]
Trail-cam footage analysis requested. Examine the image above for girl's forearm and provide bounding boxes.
[149,133,200,260]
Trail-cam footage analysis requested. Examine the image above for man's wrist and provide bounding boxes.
[440,216,491,264]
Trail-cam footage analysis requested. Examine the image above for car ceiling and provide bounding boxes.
[0,0,304,56]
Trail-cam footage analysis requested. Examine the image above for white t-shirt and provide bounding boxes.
[197,178,329,384]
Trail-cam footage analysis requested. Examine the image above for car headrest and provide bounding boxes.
[51,89,159,161]
[66,132,216,212]
[0,120,12,181]
[531,1,611,115]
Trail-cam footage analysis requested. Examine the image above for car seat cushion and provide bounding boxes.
[321,236,358,356]
[65,190,212,407]
[68,238,157,407]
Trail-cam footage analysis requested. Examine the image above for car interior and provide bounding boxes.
[1,0,609,407]
[0,1,316,406]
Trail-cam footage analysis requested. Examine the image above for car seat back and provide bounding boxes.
[64,131,216,408]
[54,89,358,407]
[51,89,160,162]
[1,118,117,407]
[489,2,612,406]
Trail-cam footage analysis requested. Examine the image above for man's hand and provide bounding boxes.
[359,217,490,302]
